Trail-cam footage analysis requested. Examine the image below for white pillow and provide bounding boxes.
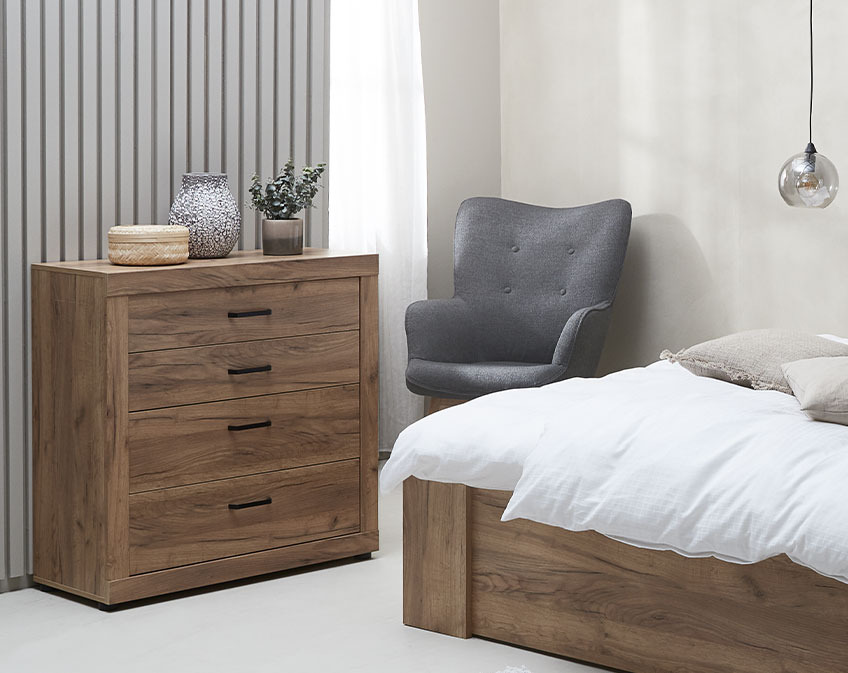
[782,356,848,425]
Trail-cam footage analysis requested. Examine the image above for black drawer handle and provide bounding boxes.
[228,497,272,510]
[228,309,272,318]
[228,364,272,376]
[227,420,272,432]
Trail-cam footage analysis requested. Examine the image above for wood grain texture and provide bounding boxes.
[129,460,361,574]
[427,398,466,415]
[33,250,378,604]
[32,270,109,600]
[32,249,379,296]
[127,277,359,352]
[128,331,360,411]
[359,274,379,534]
[104,296,130,580]
[403,478,470,638]
[108,530,378,605]
[129,385,360,492]
[31,576,105,603]
[462,487,848,673]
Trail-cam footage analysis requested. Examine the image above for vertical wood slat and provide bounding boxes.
[187,0,205,173]
[239,0,258,249]
[257,0,276,249]
[62,0,80,262]
[5,0,26,580]
[274,0,292,178]
[206,0,223,177]
[23,0,43,576]
[135,1,153,225]
[118,0,135,225]
[223,0,240,222]
[291,0,309,243]
[0,0,10,584]
[0,0,329,589]
[42,0,61,262]
[154,0,171,224]
[81,0,99,260]
[99,0,116,256]
[310,0,329,248]
[170,0,188,205]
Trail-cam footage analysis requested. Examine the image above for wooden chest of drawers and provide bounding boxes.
[31,249,379,606]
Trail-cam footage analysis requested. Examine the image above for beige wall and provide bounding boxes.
[419,0,502,299]
[500,0,848,373]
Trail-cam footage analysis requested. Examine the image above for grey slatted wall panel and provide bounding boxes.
[0,0,330,589]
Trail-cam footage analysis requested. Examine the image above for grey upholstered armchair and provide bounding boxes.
[405,197,631,400]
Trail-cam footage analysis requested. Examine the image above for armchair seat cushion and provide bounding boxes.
[406,358,566,399]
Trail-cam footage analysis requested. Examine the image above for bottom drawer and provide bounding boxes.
[129,460,360,574]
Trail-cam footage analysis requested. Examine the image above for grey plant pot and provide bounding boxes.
[262,218,304,256]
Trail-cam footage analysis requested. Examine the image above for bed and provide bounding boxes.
[384,360,848,673]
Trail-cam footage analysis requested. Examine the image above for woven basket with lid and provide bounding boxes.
[108,225,190,266]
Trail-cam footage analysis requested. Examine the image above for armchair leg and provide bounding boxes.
[427,397,466,415]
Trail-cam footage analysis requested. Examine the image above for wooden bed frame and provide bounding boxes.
[403,477,848,673]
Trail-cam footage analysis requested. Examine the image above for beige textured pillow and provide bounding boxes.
[660,329,848,394]
[782,357,848,424]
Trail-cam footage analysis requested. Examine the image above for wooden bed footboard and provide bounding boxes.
[402,477,848,673]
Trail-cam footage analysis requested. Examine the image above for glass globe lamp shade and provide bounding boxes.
[778,143,839,208]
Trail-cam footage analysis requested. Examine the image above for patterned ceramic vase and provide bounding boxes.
[168,172,241,258]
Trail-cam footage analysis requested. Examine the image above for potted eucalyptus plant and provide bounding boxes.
[248,159,326,255]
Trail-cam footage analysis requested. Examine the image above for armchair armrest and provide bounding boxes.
[405,298,479,363]
[551,300,614,377]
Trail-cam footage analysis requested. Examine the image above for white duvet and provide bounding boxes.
[381,361,848,583]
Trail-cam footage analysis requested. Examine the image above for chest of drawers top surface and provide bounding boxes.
[32,248,378,295]
[32,249,379,605]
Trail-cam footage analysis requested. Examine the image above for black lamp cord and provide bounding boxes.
[809,0,814,146]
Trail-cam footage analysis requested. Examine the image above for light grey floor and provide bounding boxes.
[0,478,598,673]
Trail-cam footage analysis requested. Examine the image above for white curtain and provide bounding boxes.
[329,0,428,450]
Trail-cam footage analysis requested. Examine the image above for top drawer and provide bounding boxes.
[127,278,359,352]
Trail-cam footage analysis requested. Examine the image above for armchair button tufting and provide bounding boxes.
[568,248,575,255]
[511,245,520,252]
[560,288,567,295]
[504,287,512,294]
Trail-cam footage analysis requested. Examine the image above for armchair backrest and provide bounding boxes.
[453,197,631,363]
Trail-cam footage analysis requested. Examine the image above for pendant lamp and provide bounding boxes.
[778,0,838,208]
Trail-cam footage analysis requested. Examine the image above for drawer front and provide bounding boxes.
[127,278,360,352]
[129,385,360,492]
[128,331,360,411]
[129,460,360,574]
